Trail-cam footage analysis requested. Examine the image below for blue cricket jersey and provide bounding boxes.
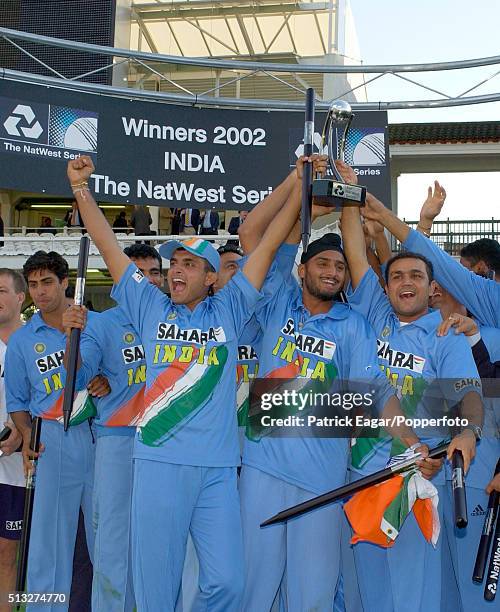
[5,312,96,424]
[349,268,483,483]
[445,324,500,489]
[242,269,395,495]
[111,263,261,467]
[236,243,298,425]
[404,229,500,328]
[69,306,146,438]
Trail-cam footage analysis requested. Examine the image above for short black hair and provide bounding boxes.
[460,238,500,272]
[218,243,243,257]
[0,268,27,294]
[385,252,434,284]
[124,244,162,270]
[23,251,69,282]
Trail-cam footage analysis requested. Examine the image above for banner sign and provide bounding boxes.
[0,80,391,210]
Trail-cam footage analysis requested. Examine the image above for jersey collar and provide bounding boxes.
[393,308,442,332]
[295,290,351,321]
[30,311,65,334]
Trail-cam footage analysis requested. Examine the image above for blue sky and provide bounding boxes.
[349,0,500,219]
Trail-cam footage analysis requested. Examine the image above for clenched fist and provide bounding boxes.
[63,304,87,337]
[67,155,95,185]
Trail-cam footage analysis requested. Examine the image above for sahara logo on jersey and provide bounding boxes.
[156,322,226,345]
[122,344,146,364]
[280,318,336,359]
[376,340,425,374]
[36,349,64,374]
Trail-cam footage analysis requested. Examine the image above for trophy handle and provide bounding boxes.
[329,113,353,182]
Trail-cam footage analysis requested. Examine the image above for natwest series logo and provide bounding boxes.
[289,121,387,179]
[0,96,98,159]
[4,104,43,139]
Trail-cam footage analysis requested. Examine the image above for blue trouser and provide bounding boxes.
[92,435,135,612]
[178,534,199,612]
[68,508,93,611]
[443,483,497,611]
[351,483,445,612]
[338,509,363,612]
[131,460,243,612]
[27,419,95,612]
[240,465,342,612]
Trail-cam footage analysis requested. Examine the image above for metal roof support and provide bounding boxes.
[2,35,68,80]
[133,58,195,95]
[1,28,500,111]
[133,11,159,54]
[264,13,292,54]
[2,28,500,74]
[183,18,238,55]
[235,15,254,55]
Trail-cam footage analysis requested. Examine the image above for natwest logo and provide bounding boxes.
[3,104,43,139]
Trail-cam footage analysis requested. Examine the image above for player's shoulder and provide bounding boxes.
[89,306,119,323]
[341,303,371,328]
[323,303,372,339]
[9,320,32,343]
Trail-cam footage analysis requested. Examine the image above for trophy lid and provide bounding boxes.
[328,99,352,119]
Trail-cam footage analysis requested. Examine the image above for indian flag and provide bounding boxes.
[140,345,228,447]
[344,468,440,547]
[44,390,97,426]
[236,370,250,427]
[350,377,429,469]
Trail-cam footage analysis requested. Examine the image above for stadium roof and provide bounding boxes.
[130,0,343,59]
[389,121,500,145]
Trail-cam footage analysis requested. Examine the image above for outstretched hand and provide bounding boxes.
[67,155,95,185]
[420,180,446,225]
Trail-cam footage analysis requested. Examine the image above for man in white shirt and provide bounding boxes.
[0,268,26,612]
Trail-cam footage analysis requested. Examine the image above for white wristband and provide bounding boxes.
[466,332,481,347]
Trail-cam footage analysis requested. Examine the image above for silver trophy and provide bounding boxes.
[312,100,366,206]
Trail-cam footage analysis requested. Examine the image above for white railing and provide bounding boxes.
[0,232,236,263]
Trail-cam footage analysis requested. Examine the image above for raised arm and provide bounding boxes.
[67,157,130,283]
[242,156,331,290]
[417,180,446,236]
[361,193,500,327]
[281,155,332,246]
[336,161,369,289]
[364,219,391,287]
[242,180,301,290]
[238,169,297,254]
[239,155,329,252]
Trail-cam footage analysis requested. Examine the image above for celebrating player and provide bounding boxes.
[66,154,317,611]
[61,244,163,611]
[339,161,483,612]
[239,171,426,610]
